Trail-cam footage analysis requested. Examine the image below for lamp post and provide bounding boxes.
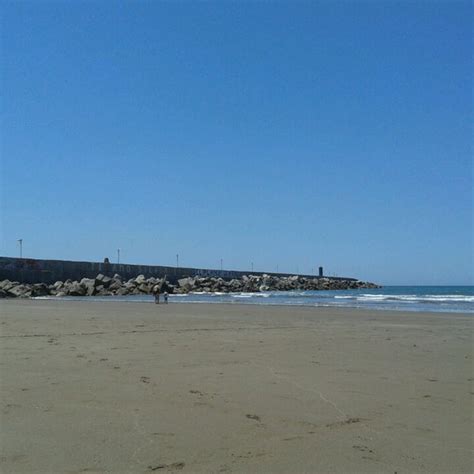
[117,248,120,264]
[17,239,23,258]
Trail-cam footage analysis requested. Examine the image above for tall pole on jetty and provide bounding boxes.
[251,262,254,273]
[220,259,223,271]
[176,254,179,268]
[17,239,23,258]
[117,248,120,264]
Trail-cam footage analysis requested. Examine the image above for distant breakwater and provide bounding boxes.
[0,256,357,285]
[0,273,380,299]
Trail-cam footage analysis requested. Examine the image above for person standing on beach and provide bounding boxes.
[163,291,168,304]
[153,285,160,304]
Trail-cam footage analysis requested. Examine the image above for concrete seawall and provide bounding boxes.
[0,256,357,285]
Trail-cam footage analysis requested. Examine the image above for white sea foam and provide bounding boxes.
[231,292,270,298]
[353,294,474,303]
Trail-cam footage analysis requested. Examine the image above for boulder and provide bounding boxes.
[66,282,86,296]
[80,278,96,296]
[0,280,16,292]
[7,284,32,298]
[95,287,110,296]
[115,287,129,296]
[178,277,195,290]
[108,280,122,291]
[95,273,112,288]
[30,283,50,297]
[135,274,146,284]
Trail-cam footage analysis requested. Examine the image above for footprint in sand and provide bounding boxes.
[283,435,305,441]
[148,462,185,471]
[353,445,374,454]
[326,417,361,428]
[189,390,204,396]
[246,414,261,422]
[140,376,151,384]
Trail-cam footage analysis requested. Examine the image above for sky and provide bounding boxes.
[1,1,472,285]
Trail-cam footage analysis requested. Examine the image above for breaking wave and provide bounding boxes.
[335,294,474,303]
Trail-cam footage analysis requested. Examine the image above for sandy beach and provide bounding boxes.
[0,299,472,473]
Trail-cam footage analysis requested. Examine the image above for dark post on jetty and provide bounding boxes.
[319,266,323,277]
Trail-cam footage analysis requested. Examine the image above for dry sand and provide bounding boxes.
[0,299,472,473]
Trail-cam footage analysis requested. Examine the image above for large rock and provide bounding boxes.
[66,281,86,296]
[178,277,195,290]
[7,284,32,298]
[135,274,146,284]
[95,274,112,288]
[80,278,96,296]
[0,280,16,292]
[30,283,50,297]
[108,280,122,292]
[115,287,129,296]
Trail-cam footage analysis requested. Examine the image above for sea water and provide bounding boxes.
[47,286,474,313]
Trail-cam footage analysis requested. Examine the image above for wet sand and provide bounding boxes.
[1,299,472,473]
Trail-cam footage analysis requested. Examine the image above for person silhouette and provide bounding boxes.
[153,285,160,304]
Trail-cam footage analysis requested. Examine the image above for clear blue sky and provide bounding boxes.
[1,1,472,285]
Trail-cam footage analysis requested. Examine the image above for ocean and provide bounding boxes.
[44,286,474,313]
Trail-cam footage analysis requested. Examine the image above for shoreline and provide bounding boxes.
[1,300,472,473]
[27,294,474,315]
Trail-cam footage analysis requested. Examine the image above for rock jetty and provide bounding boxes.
[0,273,380,298]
